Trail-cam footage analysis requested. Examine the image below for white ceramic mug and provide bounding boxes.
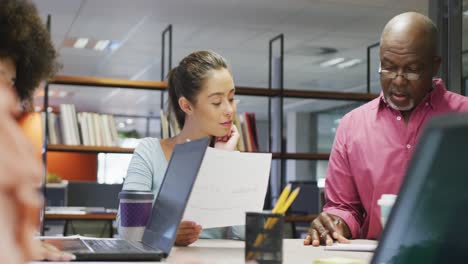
[377,194,397,228]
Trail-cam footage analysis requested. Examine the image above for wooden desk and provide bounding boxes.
[30,239,374,263]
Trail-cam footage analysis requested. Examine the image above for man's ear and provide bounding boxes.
[178,97,193,115]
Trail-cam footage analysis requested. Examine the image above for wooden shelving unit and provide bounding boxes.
[47,75,376,159]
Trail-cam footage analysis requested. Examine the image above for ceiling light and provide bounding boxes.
[94,40,110,51]
[73,38,89,49]
[126,118,134,125]
[337,59,362,69]
[118,122,126,128]
[58,91,70,98]
[108,41,121,52]
[320,57,345,68]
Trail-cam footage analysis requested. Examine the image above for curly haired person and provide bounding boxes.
[0,0,74,262]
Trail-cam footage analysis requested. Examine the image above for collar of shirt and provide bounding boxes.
[376,78,447,112]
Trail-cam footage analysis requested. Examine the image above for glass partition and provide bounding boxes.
[463,0,468,95]
[283,98,363,153]
[283,98,364,184]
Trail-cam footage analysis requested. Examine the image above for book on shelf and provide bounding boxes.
[41,112,61,144]
[233,114,245,152]
[169,111,181,137]
[160,109,169,139]
[246,112,259,151]
[42,104,120,147]
[236,112,259,152]
[160,109,181,139]
[151,110,259,152]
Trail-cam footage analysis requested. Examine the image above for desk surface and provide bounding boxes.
[30,239,374,264]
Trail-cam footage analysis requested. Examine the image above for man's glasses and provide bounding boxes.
[378,67,421,81]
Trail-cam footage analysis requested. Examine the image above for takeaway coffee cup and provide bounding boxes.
[118,190,154,241]
[377,194,397,228]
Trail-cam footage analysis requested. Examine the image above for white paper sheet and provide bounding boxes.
[325,242,377,252]
[183,148,272,228]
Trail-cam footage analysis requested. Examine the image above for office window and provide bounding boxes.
[97,153,133,184]
[284,99,363,153]
[286,159,329,185]
[283,99,364,184]
[316,102,363,152]
[97,137,142,184]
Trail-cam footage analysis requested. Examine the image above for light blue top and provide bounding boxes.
[117,137,245,240]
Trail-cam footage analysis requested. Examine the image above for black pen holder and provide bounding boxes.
[245,212,284,264]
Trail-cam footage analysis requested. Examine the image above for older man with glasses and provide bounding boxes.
[303,11,468,247]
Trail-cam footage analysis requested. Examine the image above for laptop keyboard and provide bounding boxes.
[85,239,146,253]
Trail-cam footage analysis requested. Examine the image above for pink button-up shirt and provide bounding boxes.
[323,79,468,239]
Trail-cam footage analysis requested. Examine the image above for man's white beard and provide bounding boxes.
[384,95,415,111]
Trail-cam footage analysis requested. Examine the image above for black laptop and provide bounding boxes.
[42,137,210,261]
[372,113,468,263]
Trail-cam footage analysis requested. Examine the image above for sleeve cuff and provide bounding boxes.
[323,208,360,239]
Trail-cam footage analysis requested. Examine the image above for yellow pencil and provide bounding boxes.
[247,184,293,260]
[272,183,291,213]
[265,187,300,229]
[278,187,300,214]
[264,184,291,233]
[247,186,301,260]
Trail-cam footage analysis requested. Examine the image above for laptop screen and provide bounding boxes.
[141,137,209,255]
[372,113,468,263]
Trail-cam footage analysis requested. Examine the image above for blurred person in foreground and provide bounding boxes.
[0,0,74,262]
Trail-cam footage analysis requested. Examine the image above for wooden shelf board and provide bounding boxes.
[51,75,379,101]
[282,89,379,101]
[51,75,167,91]
[281,153,330,160]
[45,213,117,220]
[47,144,135,154]
[235,86,278,96]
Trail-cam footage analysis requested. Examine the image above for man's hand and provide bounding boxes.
[175,221,202,246]
[303,212,351,246]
